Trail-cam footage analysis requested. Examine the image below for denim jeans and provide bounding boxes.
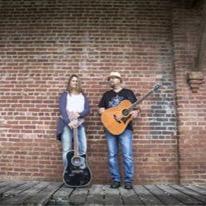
[105,129,134,183]
[61,125,87,170]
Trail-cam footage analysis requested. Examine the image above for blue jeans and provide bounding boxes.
[61,125,87,170]
[105,129,134,183]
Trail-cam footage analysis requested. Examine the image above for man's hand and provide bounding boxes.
[99,108,105,114]
[130,108,141,119]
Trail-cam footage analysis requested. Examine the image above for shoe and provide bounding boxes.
[124,182,133,189]
[110,181,121,189]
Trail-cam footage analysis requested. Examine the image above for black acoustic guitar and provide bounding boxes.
[63,117,92,188]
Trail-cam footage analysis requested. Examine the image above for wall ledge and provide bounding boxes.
[187,71,204,93]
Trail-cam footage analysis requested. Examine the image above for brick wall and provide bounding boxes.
[0,0,205,184]
[172,1,206,184]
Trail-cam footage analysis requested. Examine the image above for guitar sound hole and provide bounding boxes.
[71,156,82,167]
[122,109,129,116]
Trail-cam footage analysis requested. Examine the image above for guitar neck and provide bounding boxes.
[129,87,158,111]
[73,128,79,157]
[68,112,84,157]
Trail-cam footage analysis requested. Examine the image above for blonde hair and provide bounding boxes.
[67,74,83,94]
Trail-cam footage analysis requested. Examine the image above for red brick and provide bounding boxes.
[0,0,205,184]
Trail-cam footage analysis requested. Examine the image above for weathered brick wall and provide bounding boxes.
[1,0,204,184]
[172,1,206,184]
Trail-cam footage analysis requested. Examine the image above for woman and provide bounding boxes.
[56,74,90,170]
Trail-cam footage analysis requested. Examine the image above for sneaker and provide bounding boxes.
[124,182,133,189]
[110,181,121,189]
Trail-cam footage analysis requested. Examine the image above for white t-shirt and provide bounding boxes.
[66,93,85,114]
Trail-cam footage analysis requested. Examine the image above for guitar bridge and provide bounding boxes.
[72,170,83,174]
[113,115,121,124]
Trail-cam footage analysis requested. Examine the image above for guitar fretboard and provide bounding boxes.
[73,128,79,157]
[128,84,161,112]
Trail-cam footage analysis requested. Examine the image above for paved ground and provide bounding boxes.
[0,180,206,205]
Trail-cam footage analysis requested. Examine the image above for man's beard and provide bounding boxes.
[110,84,115,88]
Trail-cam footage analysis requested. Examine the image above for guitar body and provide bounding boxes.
[101,100,133,135]
[63,151,92,188]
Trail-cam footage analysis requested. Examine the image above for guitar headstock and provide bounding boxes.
[153,84,161,91]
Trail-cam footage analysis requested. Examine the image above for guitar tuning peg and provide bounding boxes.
[154,84,161,90]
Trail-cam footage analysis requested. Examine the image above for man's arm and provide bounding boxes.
[128,90,141,119]
[98,92,106,114]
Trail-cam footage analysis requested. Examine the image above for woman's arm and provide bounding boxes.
[59,92,70,125]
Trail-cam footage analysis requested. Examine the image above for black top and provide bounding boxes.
[99,88,137,131]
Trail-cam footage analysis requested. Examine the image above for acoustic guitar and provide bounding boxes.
[101,84,161,135]
[63,114,92,187]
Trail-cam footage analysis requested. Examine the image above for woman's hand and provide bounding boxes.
[73,112,80,119]
[68,120,78,129]
[69,112,79,120]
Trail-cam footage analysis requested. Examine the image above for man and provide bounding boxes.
[98,71,140,189]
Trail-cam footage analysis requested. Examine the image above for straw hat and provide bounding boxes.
[107,72,122,81]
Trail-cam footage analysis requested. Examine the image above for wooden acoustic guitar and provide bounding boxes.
[63,114,92,188]
[101,84,161,135]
